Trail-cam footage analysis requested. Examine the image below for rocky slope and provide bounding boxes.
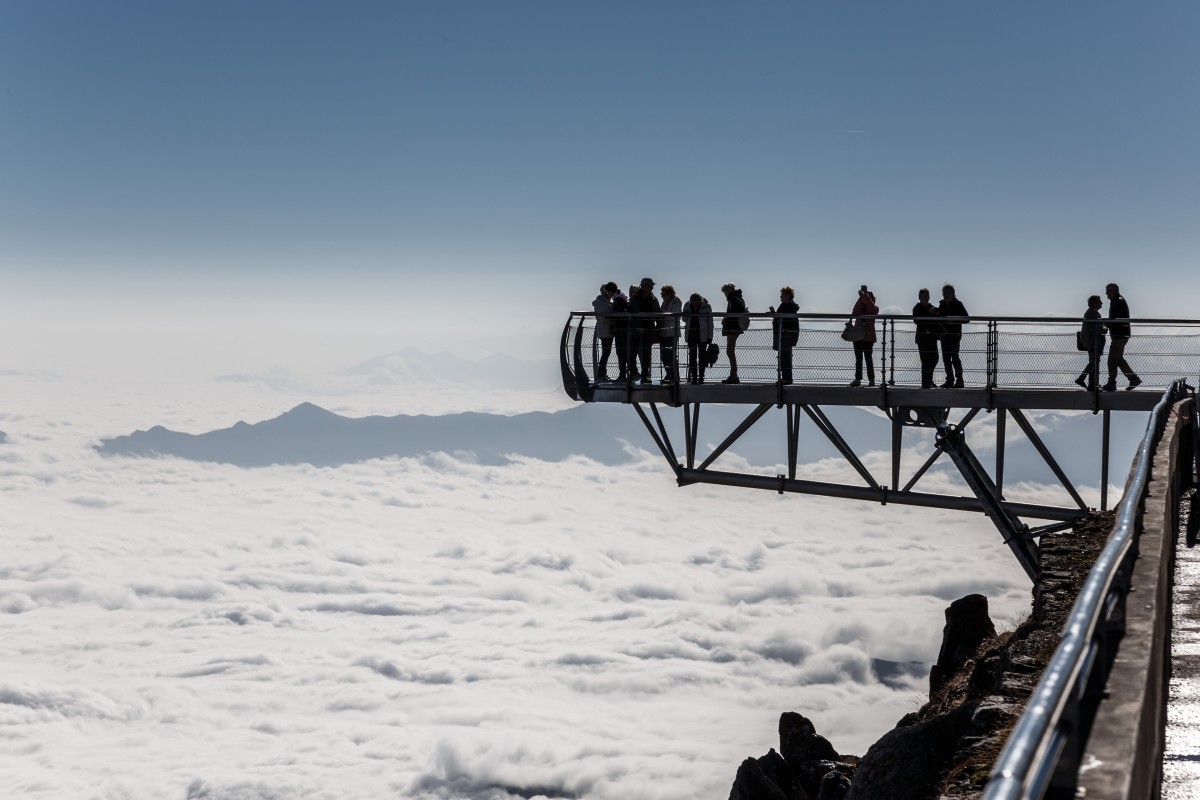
[727,511,1113,800]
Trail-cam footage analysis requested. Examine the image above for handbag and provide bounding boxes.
[841,321,866,342]
[737,314,750,332]
[705,342,720,367]
[1075,331,1088,351]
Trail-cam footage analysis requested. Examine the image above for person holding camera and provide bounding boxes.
[849,285,878,387]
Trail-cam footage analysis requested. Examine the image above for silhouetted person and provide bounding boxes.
[1102,282,1141,391]
[913,288,940,389]
[611,287,632,381]
[721,283,747,384]
[849,285,877,387]
[659,284,682,384]
[938,284,968,388]
[631,277,661,384]
[684,292,714,384]
[771,286,800,384]
[1075,294,1106,390]
[592,281,618,381]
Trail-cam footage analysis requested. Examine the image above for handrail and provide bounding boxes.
[984,378,1192,800]
[561,311,1200,395]
[569,310,1200,325]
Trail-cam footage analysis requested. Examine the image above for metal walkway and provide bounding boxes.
[561,312,1200,580]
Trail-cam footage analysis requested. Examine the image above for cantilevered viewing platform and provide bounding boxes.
[560,312,1200,580]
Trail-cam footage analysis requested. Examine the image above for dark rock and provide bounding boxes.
[929,594,996,695]
[844,706,972,800]
[780,712,840,764]
[818,770,852,800]
[793,761,854,800]
[728,749,807,800]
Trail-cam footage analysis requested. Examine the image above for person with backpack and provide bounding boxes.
[683,293,714,384]
[1075,294,1106,390]
[771,286,800,384]
[720,283,747,384]
[849,285,878,387]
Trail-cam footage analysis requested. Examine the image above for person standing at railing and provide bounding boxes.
[938,284,968,388]
[631,277,661,384]
[1074,294,1107,390]
[683,292,714,384]
[771,286,800,384]
[720,283,747,384]
[1102,282,1142,391]
[592,282,618,381]
[849,285,878,387]
[611,286,632,381]
[913,288,941,389]
[659,284,682,384]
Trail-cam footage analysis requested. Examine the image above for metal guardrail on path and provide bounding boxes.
[984,379,1194,800]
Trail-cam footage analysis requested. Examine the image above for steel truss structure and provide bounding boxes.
[628,399,1105,581]
[559,311,1199,581]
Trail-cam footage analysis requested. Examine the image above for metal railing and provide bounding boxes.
[983,378,1194,800]
[561,312,1200,392]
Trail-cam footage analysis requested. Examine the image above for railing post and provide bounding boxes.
[888,317,896,386]
[987,320,998,389]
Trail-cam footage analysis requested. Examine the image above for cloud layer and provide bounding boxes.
[1,368,1045,799]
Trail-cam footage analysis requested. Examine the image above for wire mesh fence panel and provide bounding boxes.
[1120,329,1200,387]
[566,313,1200,389]
[994,327,1086,388]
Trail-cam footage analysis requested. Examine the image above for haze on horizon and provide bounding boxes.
[2,2,1198,369]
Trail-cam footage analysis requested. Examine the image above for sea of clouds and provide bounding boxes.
[0,355,1092,800]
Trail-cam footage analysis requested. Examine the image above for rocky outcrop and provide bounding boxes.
[929,594,996,695]
[727,713,858,800]
[727,511,1114,800]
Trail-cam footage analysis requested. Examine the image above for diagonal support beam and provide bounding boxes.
[632,403,680,477]
[696,403,773,472]
[1008,408,1089,511]
[802,404,880,489]
[899,407,982,493]
[649,403,678,466]
[922,409,1040,580]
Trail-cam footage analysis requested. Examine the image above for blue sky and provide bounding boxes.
[3,1,1198,362]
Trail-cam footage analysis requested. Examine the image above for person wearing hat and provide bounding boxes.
[631,277,661,384]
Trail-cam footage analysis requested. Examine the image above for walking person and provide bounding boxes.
[849,285,878,387]
[658,284,682,384]
[1102,283,1142,391]
[592,282,617,381]
[912,288,941,389]
[1075,294,1106,390]
[631,278,661,384]
[938,284,968,388]
[771,286,800,384]
[720,283,747,384]
[684,292,714,384]
[610,286,632,381]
